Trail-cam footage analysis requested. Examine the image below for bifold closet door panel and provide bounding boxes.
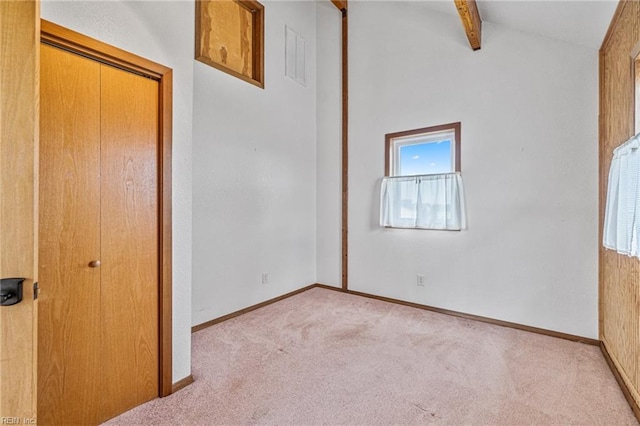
[38,44,103,425]
[99,64,159,421]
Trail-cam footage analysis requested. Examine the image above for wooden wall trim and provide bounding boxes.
[341,6,349,291]
[171,374,194,394]
[194,283,600,347]
[159,71,174,398]
[325,0,349,291]
[315,285,600,346]
[40,20,174,397]
[598,47,605,341]
[601,340,640,422]
[191,284,321,332]
[192,283,640,419]
[40,21,170,79]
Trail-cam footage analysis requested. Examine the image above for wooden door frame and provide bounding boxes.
[40,20,174,397]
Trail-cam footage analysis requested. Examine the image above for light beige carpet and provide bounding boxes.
[105,287,638,425]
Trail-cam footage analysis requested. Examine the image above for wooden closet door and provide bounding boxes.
[99,65,159,422]
[38,44,103,425]
[39,45,160,425]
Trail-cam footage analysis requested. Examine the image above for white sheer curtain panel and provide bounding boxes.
[604,134,640,257]
[380,173,467,230]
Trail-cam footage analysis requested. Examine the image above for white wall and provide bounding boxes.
[345,2,599,338]
[316,1,342,288]
[191,1,318,325]
[41,0,194,382]
[40,0,601,382]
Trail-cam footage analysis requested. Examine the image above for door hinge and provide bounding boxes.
[33,282,39,300]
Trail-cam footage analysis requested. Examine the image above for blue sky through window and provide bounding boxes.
[398,140,452,176]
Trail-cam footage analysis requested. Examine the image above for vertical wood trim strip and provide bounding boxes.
[194,0,203,68]
[159,71,173,397]
[341,6,349,290]
[254,2,265,87]
[598,48,605,340]
[40,20,174,397]
[32,6,41,418]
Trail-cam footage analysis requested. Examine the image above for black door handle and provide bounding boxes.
[1,292,15,303]
[1,278,24,306]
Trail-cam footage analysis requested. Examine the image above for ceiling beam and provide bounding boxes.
[331,0,347,12]
[454,0,482,51]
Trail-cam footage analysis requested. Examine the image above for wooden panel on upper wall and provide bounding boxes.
[195,0,264,88]
[600,0,640,414]
[199,0,253,76]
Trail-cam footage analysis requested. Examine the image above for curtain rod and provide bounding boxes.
[382,172,462,180]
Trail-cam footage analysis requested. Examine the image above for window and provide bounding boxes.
[380,122,466,230]
[385,122,460,177]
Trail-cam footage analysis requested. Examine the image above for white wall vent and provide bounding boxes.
[285,25,306,86]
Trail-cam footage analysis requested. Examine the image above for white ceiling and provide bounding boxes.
[406,0,619,50]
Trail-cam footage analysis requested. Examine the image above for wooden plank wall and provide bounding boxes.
[0,0,39,419]
[600,0,640,410]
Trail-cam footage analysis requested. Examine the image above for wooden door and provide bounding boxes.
[38,44,159,424]
[99,62,159,421]
[38,44,102,425]
[0,1,39,420]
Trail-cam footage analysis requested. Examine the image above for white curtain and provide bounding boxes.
[603,134,640,257]
[380,173,467,230]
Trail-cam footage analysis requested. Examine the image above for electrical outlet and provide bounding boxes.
[262,273,269,284]
[417,274,425,287]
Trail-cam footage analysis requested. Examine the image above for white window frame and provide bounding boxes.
[385,122,461,177]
